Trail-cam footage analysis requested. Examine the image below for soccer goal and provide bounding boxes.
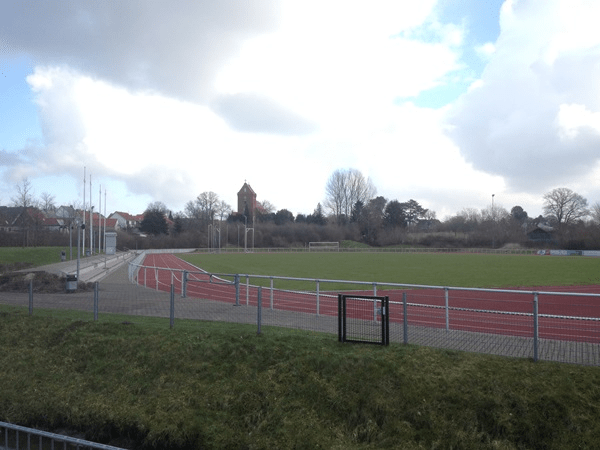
[308,241,340,251]
[338,294,390,346]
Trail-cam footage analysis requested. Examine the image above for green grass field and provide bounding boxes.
[0,246,71,269]
[180,252,600,288]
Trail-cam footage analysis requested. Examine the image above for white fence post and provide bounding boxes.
[246,276,250,306]
[270,277,274,310]
[316,280,320,316]
[533,293,539,362]
[403,292,408,344]
[445,288,450,331]
[373,282,378,322]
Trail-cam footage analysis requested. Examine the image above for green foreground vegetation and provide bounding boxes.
[180,251,600,289]
[1,308,600,450]
[2,247,600,448]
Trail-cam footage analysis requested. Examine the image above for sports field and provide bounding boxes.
[134,252,600,345]
[178,251,600,289]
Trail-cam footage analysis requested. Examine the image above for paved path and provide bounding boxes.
[24,251,138,283]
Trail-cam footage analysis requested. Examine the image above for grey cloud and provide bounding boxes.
[0,149,26,166]
[210,92,317,135]
[447,48,600,193]
[0,0,279,103]
[122,165,196,210]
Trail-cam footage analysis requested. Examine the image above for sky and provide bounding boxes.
[1,0,600,221]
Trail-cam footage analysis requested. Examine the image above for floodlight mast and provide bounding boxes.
[243,215,247,252]
[82,167,86,256]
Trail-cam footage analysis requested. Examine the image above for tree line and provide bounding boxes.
[133,168,600,250]
[4,172,600,250]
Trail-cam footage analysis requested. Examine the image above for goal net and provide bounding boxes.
[308,241,340,251]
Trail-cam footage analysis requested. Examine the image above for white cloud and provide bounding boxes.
[556,104,600,140]
[475,42,496,60]
[448,0,600,198]
[7,0,596,221]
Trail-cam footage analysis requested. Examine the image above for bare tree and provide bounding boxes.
[590,202,600,225]
[11,177,36,208]
[543,187,589,227]
[324,168,376,223]
[185,191,222,229]
[215,200,232,222]
[40,191,56,212]
[259,200,276,214]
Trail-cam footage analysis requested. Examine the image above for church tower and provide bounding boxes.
[237,182,257,222]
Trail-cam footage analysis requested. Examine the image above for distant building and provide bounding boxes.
[527,223,554,243]
[237,182,257,222]
[110,211,144,232]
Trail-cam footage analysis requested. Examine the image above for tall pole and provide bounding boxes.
[98,184,102,254]
[82,167,86,256]
[492,194,495,249]
[244,215,247,252]
[76,219,81,281]
[104,189,107,254]
[90,174,93,255]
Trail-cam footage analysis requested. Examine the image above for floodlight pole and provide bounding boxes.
[492,194,495,248]
[243,215,247,252]
[76,219,84,281]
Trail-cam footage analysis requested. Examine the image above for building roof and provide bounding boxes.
[238,182,256,196]
[111,211,143,222]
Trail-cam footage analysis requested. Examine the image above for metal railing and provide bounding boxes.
[127,260,600,365]
[4,259,599,365]
[0,421,127,450]
[189,246,542,255]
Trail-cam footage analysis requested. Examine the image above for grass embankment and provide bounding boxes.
[0,246,70,272]
[0,247,93,293]
[1,308,600,449]
[180,252,600,289]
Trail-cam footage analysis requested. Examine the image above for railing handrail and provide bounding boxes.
[132,262,600,299]
[0,420,127,450]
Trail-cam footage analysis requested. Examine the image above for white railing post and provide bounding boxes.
[316,280,320,316]
[403,292,408,344]
[234,274,240,306]
[270,277,274,310]
[246,275,250,306]
[533,293,539,362]
[373,282,378,322]
[445,288,450,331]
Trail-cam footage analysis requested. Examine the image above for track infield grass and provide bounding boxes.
[180,252,600,289]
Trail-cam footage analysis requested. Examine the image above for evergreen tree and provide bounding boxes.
[140,205,169,235]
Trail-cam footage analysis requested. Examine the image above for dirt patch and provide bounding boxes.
[0,271,94,293]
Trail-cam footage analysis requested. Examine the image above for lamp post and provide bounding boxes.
[492,194,495,248]
[76,219,84,282]
[243,215,247,252]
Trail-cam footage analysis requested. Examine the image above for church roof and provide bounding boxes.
[238,182,256,195]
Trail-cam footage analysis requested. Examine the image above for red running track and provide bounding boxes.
[136,254,600,343]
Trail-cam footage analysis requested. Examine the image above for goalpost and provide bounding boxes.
[308,241,340,252]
